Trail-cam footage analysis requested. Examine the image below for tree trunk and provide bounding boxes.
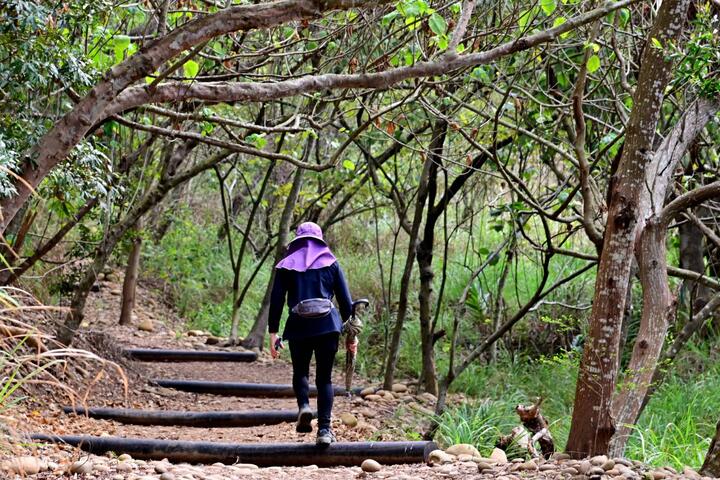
[679,214,709,313]
[565,0,691,458]
[239,165,305,348]
[701,419,720,477]
[119,223,143,326]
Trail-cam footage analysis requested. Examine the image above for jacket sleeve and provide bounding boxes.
[268,269,286,334]
[333,263,353,321]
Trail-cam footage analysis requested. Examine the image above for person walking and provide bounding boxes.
[268,222,353,446]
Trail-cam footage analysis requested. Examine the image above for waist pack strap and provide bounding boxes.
[291,298,334,318]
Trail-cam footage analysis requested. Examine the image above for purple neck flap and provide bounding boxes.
[276,238,337,272]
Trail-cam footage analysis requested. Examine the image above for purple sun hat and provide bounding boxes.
[276,222,337,271]
[289,222,327,246]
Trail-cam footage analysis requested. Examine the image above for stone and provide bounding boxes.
[427,449,455,465]
[539,464,556,471]
[516,461,538,471]
[70,460,93,475]
[648,470,669,480]
[187,330,205,337]
[391,383,408,393]
[457,454,474,462]
[361,459,382,472]
[110,289,122,296]
[111,475,124,480]
[155,463,169,473]
[205,336,222,345]
[116,462,134,472]
[560,467,579,475]
[489,448,508,463]
[2,456,46,475]
[340,412,358,427]
[552,452,572,461]
[614,458,634,467]
[476,461,493,472]
[590,455,608,466]
[365,394,383,401]
[160,473,176,480]
[577,460,592,474]
[235,463,258,469]
[138,318,154,332]
[602,459,616,470]
[418,392,437,403]
[446,443,481,458]
[360,386,376,397]
[683,466,702,479]
[118,454,133,462]
[588,466,606,476]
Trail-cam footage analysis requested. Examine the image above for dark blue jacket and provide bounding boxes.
[268,262,353,341]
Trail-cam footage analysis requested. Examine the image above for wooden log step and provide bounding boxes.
[30,434,437,466]
[123,349,257,363]
[62,407,309,427]
[151,380,363,397]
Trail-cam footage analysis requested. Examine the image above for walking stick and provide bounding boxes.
[344,299,369,393]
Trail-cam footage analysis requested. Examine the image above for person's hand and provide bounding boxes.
[269,333,280,359]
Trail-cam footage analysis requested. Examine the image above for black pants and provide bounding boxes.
[289,332,339,430]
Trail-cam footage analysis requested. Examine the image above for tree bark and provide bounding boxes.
[701,419,720,477]
[119,222,143,326]
[240,165,305,348]
[565,0,692,458]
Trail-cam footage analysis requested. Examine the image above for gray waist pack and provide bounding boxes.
[291,298,334,318]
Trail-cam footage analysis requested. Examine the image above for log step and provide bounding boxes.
[62,407,309,427]
[151,380,362,397]
[123,349,257,363]
[30,434,437,466]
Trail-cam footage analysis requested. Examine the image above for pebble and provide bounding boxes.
[683,466,702,479]
[111,475,124,480]
[391,383,408,393]
[516,461,538,471]
[428,449,455,465]
[340,412,358,427]
[588,466,606,476]
[160,473,176,480]
[1,456,46,475]
[590,455,608,466]
[577,460,592,474]
[476,461,493,472]
[360,386,376,397]
[648,469,669,479]
[118,454,133,462]
[361,459,382,472]
[70,460,93,475]
[116,462,134,472]
[560,467,579,475]
[365,394,383,401]
[552,452,572,461]
[615,458,634,467]
[602,459,616,470]
[187,329,205,336]
[446,443,481,457]
[490,448,508,463]
[155,463,169,473]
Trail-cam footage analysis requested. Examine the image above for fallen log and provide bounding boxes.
[62,407,308,427]
[30,434,437,466]
[123,349,257,363]
[151,380,362,397]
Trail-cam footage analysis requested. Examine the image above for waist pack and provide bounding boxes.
[291,298,334,318]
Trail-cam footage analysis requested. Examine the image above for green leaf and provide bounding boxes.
[587,54,600,73]
[183,60,199,78]
[343,159,356,171]
[619,8,630,27]
[428,13,447,35]
[540,0,556,16]
[518,9,532,28]
[437,34,449,50]
[471,66,490,82]
[651,37,663,49]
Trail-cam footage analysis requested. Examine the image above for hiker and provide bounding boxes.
[268,222,353,446]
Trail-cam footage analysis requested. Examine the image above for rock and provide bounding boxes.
[138,318,154,332]
[205,336,222,345]
[361,459,382,472]
[115,462,133,472]
[160,473,176,480]
[187,330,205,337]
[457,454,475,462]
[365,394,383,402]
[614,458,634,467]
[118,454,133,462]
[110,289,122,296]
[111,475,124,480]
[552,452,572,461]
[446,443,481,458]
[577,460,592,474]
[70,460,93,475]
[648,469,669,480]
[2,456,46,475]
[340,412,358,427]
[683,466,702,479]
[155,463,169,473]
[588,466,606,476]
[381,391,395,401]
[391,383,408,393]
[560,467,579,475]
[427,449,455,465]
[95,464,111,473]
[418,392,437,403]
[539,464,556,471]
[489,448,508,463]
[235,463,258,469]
[105,272,119,282]
[602,459,616,470]
[476,461,493,472]
[516,461,538,471]
[359,386,376,397]
[590,455,608,466]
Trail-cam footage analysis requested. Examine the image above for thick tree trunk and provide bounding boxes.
[119,224,143,326]
[608,218,676,456]
[679,215,709,313]
[565,0,691,457]
[701,419,720,477]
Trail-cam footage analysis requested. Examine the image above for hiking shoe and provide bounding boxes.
[316,428,336,446]
[296,405,313,433]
